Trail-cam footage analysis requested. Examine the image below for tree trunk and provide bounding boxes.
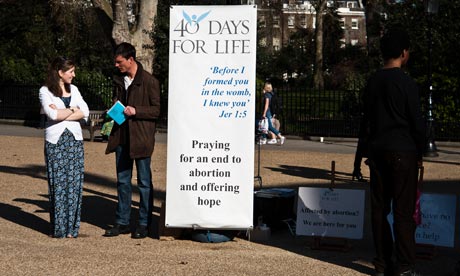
[92,0,157,73]
[132,0,157,73]
[313,0,327,90]
[364,0,384,72]
[111,0,131,44]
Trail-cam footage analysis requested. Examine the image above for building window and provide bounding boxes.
[351,39,359,46]
[340,38,346,48]
[273,16,280,28]
[300,16,307,28]
[288,16,295,28]
[259,15,266,28]
[273,38,281,51]
[259,37,267,47]
[312,17,316,29]
[347,1,355,8]
[351,18,358,29]
[339,18,345,29]
[337,1,346,8]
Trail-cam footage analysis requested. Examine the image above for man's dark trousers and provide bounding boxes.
[115,145,153,227]
[369,151,418,274]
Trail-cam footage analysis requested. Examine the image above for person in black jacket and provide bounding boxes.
[360,28,425,276]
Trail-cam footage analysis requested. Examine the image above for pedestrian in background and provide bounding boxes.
[360,28,425,276]
[103,42,161,239]
[260,82,285,145]
[39,56,89,238]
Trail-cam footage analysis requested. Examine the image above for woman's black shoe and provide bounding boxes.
[352,170,367,182]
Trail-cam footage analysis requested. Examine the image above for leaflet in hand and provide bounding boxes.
[107,100,127,125]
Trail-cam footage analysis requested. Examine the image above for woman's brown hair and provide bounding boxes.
[45,57,75,97]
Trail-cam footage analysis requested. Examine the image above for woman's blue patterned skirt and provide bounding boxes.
[45,128,84,238]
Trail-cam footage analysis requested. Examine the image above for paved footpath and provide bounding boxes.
[0,123,459,276]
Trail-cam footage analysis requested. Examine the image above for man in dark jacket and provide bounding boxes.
[361,29,425,276]
[103,42,161,239]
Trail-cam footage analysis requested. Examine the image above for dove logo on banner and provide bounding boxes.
[176,10,211,36]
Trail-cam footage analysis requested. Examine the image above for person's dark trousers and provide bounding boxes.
[353,138,368,173]
[369,151,418,274]
[353,141,366,172]
[353,152,363,172]
[115,145,153,227]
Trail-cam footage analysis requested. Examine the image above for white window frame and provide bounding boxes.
[259,37,267,47]
[351,18,359,30]
[273,37,281,51]
[288,15,295,28]
[273,15,280,28]
[300,16,307,28]
[339,18,345,29]
[347,1,355,8]
[259,15,266,28]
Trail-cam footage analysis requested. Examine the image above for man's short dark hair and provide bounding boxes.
[114,42,136,60]
[380,28,411,60]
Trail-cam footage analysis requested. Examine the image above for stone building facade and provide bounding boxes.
[250,0,366,52]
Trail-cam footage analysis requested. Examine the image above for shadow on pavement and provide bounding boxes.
[6,193,161,238]
[248,222,375,275]
[0,202,50,235]
[0,164,164,238]
[249,178,460,276]
[424,159,460,166]
[265,164,357,182]
[0,164,47,181]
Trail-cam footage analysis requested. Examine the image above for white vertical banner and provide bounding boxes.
[166,5,257,229]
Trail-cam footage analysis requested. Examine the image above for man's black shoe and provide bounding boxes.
[103,224,130,237]
[131,225,148,239]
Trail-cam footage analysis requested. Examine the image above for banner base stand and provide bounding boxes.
[311,236,352,252]
[254,176,262,189]
[254,132,263,189]
[416,243,437,260]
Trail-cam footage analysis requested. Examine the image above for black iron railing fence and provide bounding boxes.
[0,80,114,122]
[256,86,363,138]
[255,84,459,141]
[0,83,40,121]
[0,81,458,141]
[0,79,168,128]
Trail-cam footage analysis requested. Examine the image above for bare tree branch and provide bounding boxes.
[91,0,113,21]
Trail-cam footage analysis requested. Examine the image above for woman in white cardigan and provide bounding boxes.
[39,57,89,238]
